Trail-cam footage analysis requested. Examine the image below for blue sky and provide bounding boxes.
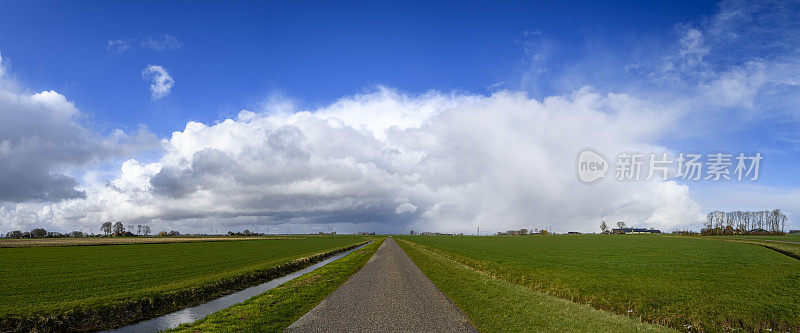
[1,0,798,234]
[1,0,718,134]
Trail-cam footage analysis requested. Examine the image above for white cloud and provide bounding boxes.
[142,65,174,100]
[0,52,159,208]
[106,34,182,54]
[140,34,183,50]
[106,39,132,54]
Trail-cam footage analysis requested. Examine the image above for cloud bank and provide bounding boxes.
[2,86,703,234]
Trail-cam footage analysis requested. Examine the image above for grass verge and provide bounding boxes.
[396,238,675,333]
[1,237,367,331]
[169,238,384,332]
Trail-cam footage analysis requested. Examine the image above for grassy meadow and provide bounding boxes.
[171,239,384,332]
[742,234,800,242]
[398,234,800,332]
[396,238,675,332]
[724,238,800,260]
[0,236,365,330]
[680,234,800,260]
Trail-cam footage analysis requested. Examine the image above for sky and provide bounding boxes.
[0,0,799,235]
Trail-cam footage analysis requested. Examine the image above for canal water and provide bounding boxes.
[105,242,370,333]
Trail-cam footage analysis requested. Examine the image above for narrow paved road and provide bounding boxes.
[287,238,477,332]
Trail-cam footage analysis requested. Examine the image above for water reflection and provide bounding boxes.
[105,242,370,333]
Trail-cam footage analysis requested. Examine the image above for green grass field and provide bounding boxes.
[705,234,800,242]
[720,238,800,260]
[678,234,800,260]
[398,235,800,332]
[171,239,384,332]
[0,236,364,330]
[396,239,675,332]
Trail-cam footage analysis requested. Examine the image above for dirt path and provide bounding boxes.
[287,237,477,332]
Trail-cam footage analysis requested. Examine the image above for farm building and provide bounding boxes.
[611,228,661,234]
[789,230,799,234]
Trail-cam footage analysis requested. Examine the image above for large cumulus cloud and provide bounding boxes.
[0,52,158,228]
[27,87,701,234]
[0,51,107,202]
[0,89,89,202]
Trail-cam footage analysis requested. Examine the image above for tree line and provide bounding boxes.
[4,222,158,239]
[703,209,788,235]
[497,228,549,235]
[99,222,154,236]
[5,228,63,239]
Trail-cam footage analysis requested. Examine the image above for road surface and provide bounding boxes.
[287,238,477,332]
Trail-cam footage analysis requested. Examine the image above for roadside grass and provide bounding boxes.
[397,235,800,332]
[396,239,676,332]
[0,236,304,248]
[0,236,365,331]
[170,238,384,332]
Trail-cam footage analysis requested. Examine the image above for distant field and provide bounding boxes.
[0,236,301,248]
[676,234,800,260]
[399,235,800,332]
[0,236,365,330]
[700,234,800,242]
[719,237,800,260]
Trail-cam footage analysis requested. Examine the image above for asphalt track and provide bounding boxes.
[287,238,477,332]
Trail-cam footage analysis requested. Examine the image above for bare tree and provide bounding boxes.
[600,221,608,234]
[143,226,151,236]
[112,222,124,235]
[101,222,112,236]
[137,225,142,235]
[31,228,47,238]
[704,209,788,235]
[616,221,626,229]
